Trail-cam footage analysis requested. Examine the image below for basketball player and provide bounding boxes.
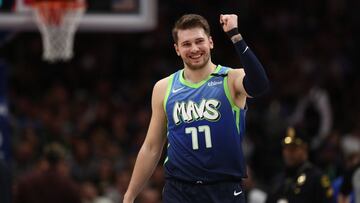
[124,14,269,203]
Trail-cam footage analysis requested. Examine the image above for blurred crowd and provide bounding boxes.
[1,0,360,202]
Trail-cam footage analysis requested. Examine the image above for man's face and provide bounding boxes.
[282,145,307,167]
[174,27,214,70]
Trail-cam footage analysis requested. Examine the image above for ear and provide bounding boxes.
[209,36,214,49]
[174,43,180,56]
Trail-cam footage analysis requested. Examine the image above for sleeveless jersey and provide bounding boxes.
[163,65,247,183]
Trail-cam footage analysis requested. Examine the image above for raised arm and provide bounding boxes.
[123,78,169,203]
[220,14,269,98]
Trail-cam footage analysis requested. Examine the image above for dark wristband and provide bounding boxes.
[226,27,239,39]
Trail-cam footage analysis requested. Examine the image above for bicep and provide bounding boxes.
[229,69,251,98]
[226,69,248,109]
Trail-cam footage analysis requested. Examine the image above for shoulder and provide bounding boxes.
[153,75,172,94]
[152,75,173,106]
[227,68,245,78]
[304,164,331,187]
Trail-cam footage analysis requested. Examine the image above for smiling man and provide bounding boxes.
[124,14,269,203]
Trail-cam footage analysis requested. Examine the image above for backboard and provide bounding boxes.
[0,0,157,32]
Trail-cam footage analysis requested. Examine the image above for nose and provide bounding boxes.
[190,44,200,53]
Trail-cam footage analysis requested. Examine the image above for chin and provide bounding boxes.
[187,63,205,70]
[185,58,209,70]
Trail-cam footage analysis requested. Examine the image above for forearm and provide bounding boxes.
[220,14,268,97]
[231,32,269,97]
[124,144,163,201]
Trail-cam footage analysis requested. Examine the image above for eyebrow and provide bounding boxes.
[180,37,205,45]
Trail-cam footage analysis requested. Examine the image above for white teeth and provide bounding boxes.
[190,55,201,59]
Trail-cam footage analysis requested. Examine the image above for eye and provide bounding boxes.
[196,38,205,44]
[181,42,191,47]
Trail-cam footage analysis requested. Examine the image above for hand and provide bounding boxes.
[220,14,238,32]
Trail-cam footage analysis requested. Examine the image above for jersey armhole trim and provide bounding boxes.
[163,75,174,165]
[163,74,175,112]
[224,71,241,134]
[224,72,238,110]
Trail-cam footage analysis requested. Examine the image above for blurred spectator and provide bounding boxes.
[315,131,343,181]
[81,181,113,203]
[68,138,97,182]
[266,127,333,203]
[96,158,116,196]
[137,185,161,203]
[102,169,132,203]
[288,86,333,149]
[353,167,360,203]
[0,159,11,203]
[82,181,100,203]
[12,138,37,178]
[332,132,360,203]
[13,142,82,203]
[243,166,267,203]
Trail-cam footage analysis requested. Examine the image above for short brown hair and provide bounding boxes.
[172,14,211,43]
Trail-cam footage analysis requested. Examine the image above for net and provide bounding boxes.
[31,0,86,62]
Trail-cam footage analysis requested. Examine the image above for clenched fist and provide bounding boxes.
[220,14,238,32]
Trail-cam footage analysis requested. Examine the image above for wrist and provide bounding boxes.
[231,34,243,43]
[124,192,135,202]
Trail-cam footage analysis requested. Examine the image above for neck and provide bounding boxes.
[183,61,217,83]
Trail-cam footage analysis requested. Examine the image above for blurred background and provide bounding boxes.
[0,0,360,202]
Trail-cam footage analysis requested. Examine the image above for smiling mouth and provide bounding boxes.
[189,54,202,59]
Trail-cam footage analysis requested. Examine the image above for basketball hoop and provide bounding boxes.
[31,0,86,62]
